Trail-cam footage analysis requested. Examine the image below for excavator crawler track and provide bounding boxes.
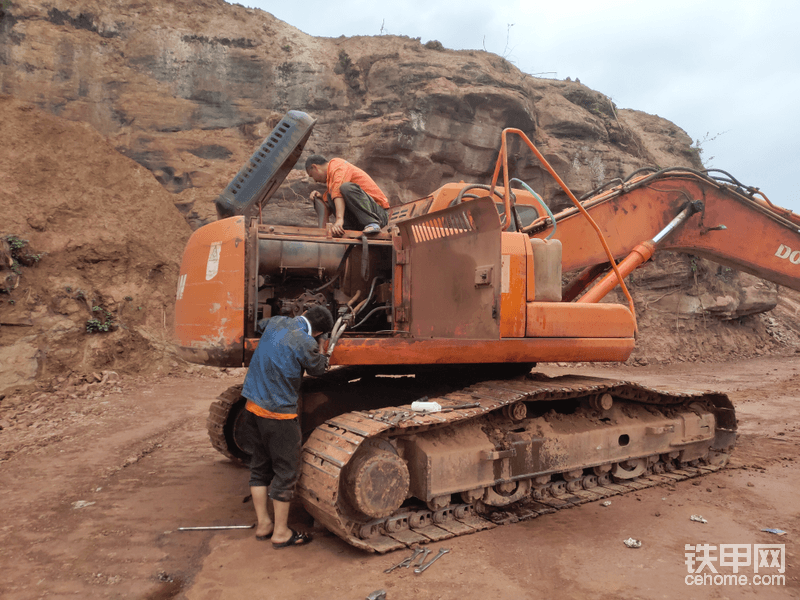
[299,374,736,553]
[207,384,249,462]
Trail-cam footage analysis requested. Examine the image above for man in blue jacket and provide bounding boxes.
[242,305,334,548]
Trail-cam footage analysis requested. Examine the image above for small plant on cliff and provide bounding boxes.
[0,0,11,24]
[334,50,362,92]
[86,305,116,333]
[337,50,352,71]
[5,235,43,275]
[691,130,728,166]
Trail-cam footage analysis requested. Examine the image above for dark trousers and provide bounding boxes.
[328,182,389,229]
[247,412,301,502]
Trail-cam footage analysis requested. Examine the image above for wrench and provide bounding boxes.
[440,402,482,412]
[414,548,450,574]
[384,548,423,573]
[411,548,431,568]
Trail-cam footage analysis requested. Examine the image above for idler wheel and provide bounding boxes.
[503,401,527,421]
[427,494,451,511]
[453,505,470,519]
[483,479,531,506]
[549,480,567,497]
[343,448,410,520]
[611,458,646,481]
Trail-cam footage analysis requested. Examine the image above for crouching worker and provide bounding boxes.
[242,305,334,548]
[306,154,389,237]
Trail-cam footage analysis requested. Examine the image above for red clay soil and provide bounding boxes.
[0,95,191,393]
[0,357,797,599]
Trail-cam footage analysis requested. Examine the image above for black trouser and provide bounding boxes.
[246,412,301,502]
[328,182,388,230]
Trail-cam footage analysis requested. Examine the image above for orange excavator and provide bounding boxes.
[175,111,800,552]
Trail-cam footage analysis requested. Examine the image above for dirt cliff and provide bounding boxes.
[0,0,798,396]
[1,0,702,226]
[0,95,191,394]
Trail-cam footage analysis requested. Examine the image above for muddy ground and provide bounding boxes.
[0,356,798,600]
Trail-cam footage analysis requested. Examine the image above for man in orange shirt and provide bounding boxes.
[305,155,389,236]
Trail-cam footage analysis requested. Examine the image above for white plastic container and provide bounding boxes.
[411,400,442,413]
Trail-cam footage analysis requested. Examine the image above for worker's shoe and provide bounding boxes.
[272,529,312,549]
[363,223,381,235]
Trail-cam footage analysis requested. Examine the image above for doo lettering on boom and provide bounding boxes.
[775,244,800,265]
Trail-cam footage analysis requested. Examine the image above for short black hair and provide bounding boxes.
[305,305,334,335]
[305,154,328,171]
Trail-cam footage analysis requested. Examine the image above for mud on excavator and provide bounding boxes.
[175,111,800,552]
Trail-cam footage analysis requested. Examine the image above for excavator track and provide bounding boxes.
[299,374,736,553]
[207,385,251,462]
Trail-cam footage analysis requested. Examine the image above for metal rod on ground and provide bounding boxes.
[178,525,255,531]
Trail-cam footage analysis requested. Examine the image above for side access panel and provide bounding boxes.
[396,197,502,339]
[174,217,247,367]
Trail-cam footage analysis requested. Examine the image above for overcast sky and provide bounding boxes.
[239,0,799,213]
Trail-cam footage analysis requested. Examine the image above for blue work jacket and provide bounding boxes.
[242,316,328,415]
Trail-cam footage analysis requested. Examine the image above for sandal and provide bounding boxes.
[255,532,272,541]
[272,529,312,549]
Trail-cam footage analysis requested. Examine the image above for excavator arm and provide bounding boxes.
[521,170,800,300]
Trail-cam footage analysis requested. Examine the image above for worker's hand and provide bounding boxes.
[309,190,323,203]
[327,219,345,238]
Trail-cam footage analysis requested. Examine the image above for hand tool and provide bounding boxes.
[412,548,431,568]
[414,547,450,574]
[383,548,424,573]
[177,525,254,531]
[440,402,482,412]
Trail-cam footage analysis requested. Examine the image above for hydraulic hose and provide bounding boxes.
[509,178,556,240]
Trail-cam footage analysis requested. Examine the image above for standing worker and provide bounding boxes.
[242,305,334,548]
[305,154,390,237]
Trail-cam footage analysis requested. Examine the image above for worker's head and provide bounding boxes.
[304,305,334,338]
[305,154,329,183]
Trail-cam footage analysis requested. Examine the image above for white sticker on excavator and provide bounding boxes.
[206,242,222,281]
[176,274,187,300]
[501,255,510,294]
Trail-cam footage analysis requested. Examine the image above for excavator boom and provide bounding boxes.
[534,169,800,294]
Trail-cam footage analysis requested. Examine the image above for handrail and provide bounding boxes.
[488,128,637,324]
